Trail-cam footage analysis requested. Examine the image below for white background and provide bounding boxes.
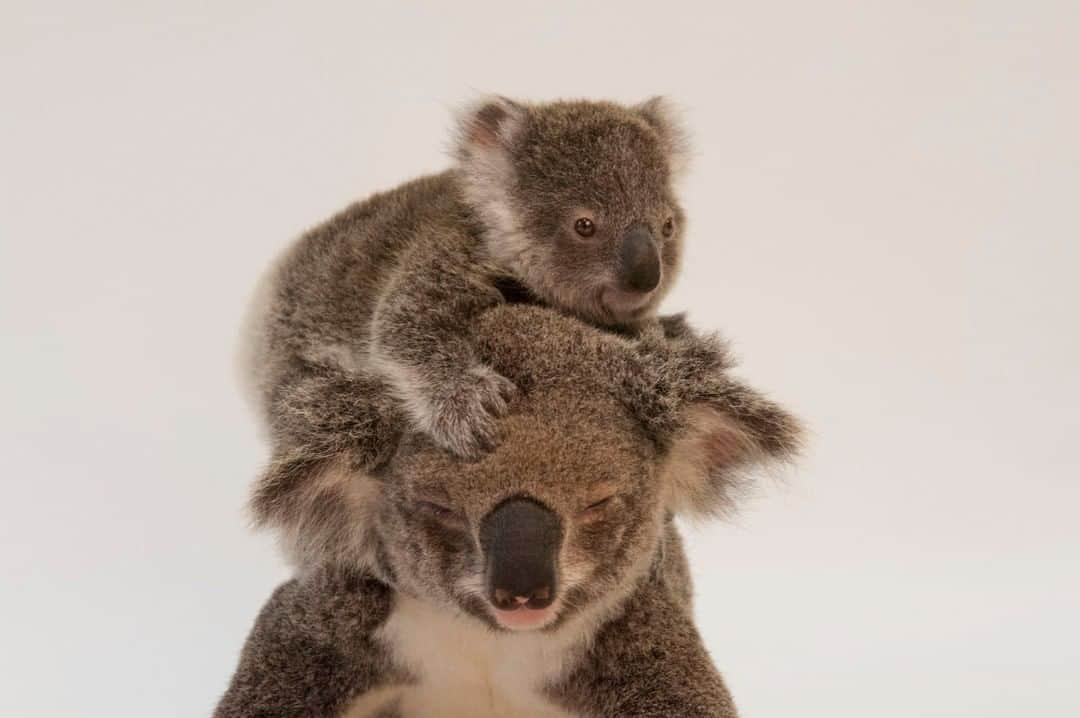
[2,2,1078,716]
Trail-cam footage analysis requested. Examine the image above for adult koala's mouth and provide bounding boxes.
[455,591,566,633]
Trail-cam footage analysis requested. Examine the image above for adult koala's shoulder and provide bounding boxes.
[241,97,692,460]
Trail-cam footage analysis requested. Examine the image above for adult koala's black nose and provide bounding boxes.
[618,225,662,294]
[479,497,562,611]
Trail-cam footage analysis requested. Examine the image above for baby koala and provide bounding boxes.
[243,96,690,457]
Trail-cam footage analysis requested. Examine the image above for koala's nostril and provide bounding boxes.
[526,586,554,610]
[493,587,514,610]
[491,585,555,611]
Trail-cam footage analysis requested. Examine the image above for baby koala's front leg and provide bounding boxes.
[422,362,517,457]
[370,257,516,458]
[372,338,516,459]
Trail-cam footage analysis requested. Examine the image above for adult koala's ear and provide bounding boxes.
[249,370,404,571]
[250,449,383,570]
[634,96,692,177]
[627,320,803,517]
[453,95,527,236]
[662,379,804,518]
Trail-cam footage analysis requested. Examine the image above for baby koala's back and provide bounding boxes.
[237,170,476,421]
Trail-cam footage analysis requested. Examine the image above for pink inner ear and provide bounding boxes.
[680,405,753,473]
[467,103,511,149]
[700,425,748,468]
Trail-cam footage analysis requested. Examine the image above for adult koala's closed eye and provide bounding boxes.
[218,306,802,718]
[242,96,690,458]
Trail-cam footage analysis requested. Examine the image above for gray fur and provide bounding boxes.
[243,97,690,458]
[218,304,802,717]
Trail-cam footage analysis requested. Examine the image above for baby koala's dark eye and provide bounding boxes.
[574,217,596,237]
[661,217,675,238]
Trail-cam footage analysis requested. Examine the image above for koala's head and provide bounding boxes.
[375,387,660,632]
[253,307,801,633]
[455,96,691,328]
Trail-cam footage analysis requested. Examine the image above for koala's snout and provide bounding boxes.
[479,497,562,617]
[617,225,662,294]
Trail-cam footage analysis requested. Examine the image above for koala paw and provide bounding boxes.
[424,365,518,458]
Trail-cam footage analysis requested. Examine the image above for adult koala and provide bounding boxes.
[217,305,802,717]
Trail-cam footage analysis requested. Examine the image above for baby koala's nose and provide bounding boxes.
[617,225,661,294]
[480,497,562,613]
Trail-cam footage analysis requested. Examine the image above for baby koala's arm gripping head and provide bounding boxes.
[366,227,520,460]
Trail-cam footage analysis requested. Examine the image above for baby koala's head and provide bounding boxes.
[455,96,691,327]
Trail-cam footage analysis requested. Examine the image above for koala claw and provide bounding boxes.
[425,366,518,458]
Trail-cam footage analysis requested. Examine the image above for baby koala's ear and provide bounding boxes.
[662,381,803,517]
[453,95,527,236]
[454,95,526,159]
[634,96,692,178]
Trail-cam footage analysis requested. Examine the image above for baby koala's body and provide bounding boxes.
[243,97,690,457]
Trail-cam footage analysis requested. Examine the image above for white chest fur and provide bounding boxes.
[349,595,584,718]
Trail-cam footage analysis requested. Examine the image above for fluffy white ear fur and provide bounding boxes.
[634,96,692,178]
[455,95,525,157]
[452,95,528,261]
[661,403,770,518]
